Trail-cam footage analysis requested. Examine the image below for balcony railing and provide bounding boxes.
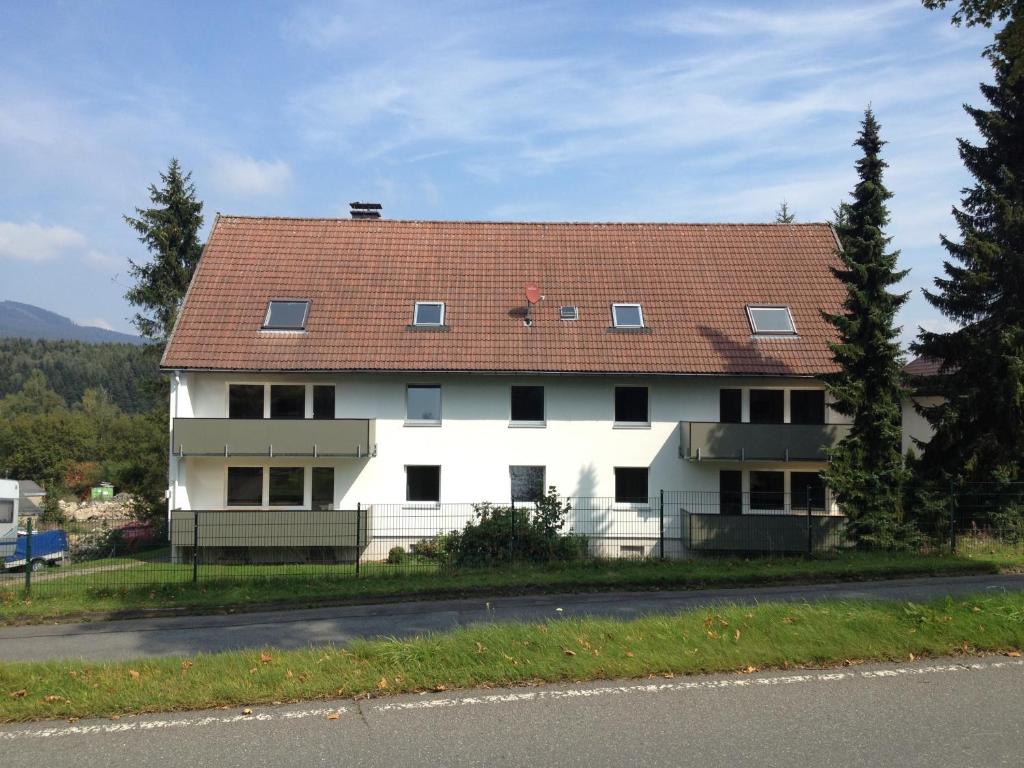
[680,421,851,462]
[172,418,376,458]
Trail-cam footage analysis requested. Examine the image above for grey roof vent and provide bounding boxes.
[350,202,382,220]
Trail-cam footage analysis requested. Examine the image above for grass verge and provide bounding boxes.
[2,592,1022,723]
[0,551,1007,624]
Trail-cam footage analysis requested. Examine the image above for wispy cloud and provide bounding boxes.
[209,153,293,198]
[0,221,86,262]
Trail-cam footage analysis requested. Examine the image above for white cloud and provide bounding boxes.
[209,153,293,198]
[79,317,114,331]
[0,221,86,262]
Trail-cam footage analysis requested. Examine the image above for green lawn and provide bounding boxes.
[1,591,1021,723]
[0,550,1014,624]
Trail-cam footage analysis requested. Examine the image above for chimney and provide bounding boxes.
[350,202,382,220]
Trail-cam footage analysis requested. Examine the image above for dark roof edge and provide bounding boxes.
[213,215,835,227]
[159,365,826,379]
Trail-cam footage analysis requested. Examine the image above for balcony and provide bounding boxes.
[172,418,376,458]
[680,421,851,462]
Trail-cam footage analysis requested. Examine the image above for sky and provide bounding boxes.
[0,0,996,345]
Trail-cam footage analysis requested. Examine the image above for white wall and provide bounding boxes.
[170,372,833,509]
[902,395,942,456]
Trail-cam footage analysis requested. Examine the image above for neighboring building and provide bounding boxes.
[161,215,852,560]
[902,356,943,456]
[17,480,45,517]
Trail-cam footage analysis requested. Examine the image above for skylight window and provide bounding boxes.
[263,300,310,331]
[413,301,445,326]
[747,306,797,335]
[559,306,579,321]
[611,303,644,328]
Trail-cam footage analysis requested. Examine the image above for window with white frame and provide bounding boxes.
[228,384,264,419]
[615,467,649,504]
[263,300,310,330]
[413,301,445,326]
[611,303,644,328]
[406,385,442,423]
[406,466,440,502]
[227,467,263,506]
[747,305,796,335]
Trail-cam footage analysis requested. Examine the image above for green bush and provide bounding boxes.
[446,487,589,567]
[387,546,407,564]
[412,532,455,562]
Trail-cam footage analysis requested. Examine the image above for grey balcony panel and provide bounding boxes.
[169,508,371,548]
[173,418,376,457]
[680,421,852,462]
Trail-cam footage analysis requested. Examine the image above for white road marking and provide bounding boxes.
[2,659,1021,740]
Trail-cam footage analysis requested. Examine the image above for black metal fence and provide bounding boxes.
[2,485,1021,598]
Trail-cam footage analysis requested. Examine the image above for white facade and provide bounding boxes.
[169,371,839,509]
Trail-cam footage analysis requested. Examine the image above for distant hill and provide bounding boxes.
[0,301,143,344]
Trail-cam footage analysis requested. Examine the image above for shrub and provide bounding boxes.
[387,546,407,564]
[447,487,588,567]
[69,525,120,561]
[412,532,455,562]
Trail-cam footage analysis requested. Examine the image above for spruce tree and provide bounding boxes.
[913,2,1024,490]
[124,159,204,345]
[774,201,796,223]
[822,108,912,546]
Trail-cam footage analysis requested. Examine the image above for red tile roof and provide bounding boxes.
[903,356,942,377]
[161,217,846,376]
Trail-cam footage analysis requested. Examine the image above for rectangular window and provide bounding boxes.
[749,389,784,424]
[510,466,545,502]
[792,472,827,511]
[268,467,304,507]
[615,386,649,424]
[611,303,644,328]
[263,300,310,330]
[615,467,649,504]
[0,499,13,524]
[750,471,785,510]
[406,466,440,502]
[413,302,445,326]
[510,385,545,423]
[747,306,796,335]
[270,385,305,419]
[311,467,334,511]
[229,384,264,419]
[720,389,742,423]
[719,470,742,516]
[790,390,825,425]
[227,467,263,506]
[313,385,335,420]
[559,306,579,321]
[406,385,442,423]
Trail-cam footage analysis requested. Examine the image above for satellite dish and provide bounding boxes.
[525,282,542,305]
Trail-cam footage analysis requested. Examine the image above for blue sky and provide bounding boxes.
[0,1,994,345]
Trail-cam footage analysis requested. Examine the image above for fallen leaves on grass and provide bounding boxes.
[128,670,140,681]
[260,652,273,665]
[8,690,26,698]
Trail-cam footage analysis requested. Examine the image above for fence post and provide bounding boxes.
[659,490,665,560]
[806,485,813,557]
[356,503,362,577]
[192,510,199,584]
[23,517,33,595]
[510,497,516,566]
[949,481,957,555]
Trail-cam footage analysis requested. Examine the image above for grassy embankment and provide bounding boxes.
[1,592,1022,722]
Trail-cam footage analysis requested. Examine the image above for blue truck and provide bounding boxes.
[1,479,68,572]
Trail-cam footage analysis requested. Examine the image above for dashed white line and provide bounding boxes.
[2,659,1021,740]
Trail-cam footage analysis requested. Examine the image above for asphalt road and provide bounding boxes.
[3,573,1023,661]
[3,656,1022,767]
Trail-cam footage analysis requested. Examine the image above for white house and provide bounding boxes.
[161,214,851,560]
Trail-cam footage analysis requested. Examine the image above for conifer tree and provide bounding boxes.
[124,159,204,345]
[774,201,796,223]
[913,2,1024,489]
[823,108,912,546]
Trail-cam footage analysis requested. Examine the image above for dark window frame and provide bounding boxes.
[406,465,441,503]
[614,467,649,504]
[228,384,265,419]
[614,386,650,424]
[719,389,742,424]
[311,467,334,511]
[750,470,785,510]
[226,466,264,507]
[269,384,306,420]
[792,472,827,511]
[510,385,545,423]
[268,466,305,507]
[719,470,743,516]
[313,385,336,420]
[749,389,785,424]
[790,389,826,425]
[510,465,546,502]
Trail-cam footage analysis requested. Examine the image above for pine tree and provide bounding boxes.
[774,201,796,223]
[912,2,1024,490]
[124,159,204,345]
[822,108,912,546]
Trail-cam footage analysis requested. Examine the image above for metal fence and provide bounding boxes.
[2,485,1021,598]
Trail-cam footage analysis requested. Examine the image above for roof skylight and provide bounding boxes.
[263,300,310,331]
[611,303,644,328]
[413,301,445,326]
[747,305,796,335]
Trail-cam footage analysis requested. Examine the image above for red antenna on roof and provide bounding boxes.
[523,282,542,327]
